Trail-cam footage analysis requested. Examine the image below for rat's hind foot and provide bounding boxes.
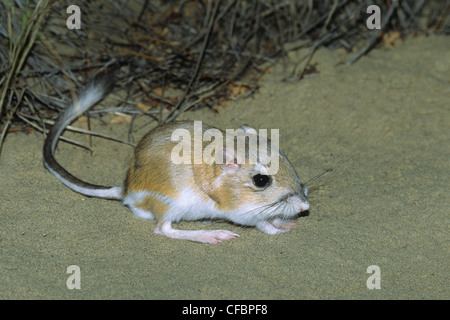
[154,221,239,244]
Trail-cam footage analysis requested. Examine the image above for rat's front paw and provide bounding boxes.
[271,218,298,230]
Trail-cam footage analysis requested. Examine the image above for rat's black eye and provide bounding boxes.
[252,174,272,188]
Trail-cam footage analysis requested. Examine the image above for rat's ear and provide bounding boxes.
[219,148,241,174]
[240,124,257,134]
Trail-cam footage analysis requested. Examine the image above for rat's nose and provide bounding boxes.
[299,201,309,212]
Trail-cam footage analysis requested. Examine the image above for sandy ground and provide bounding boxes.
[0,35,448,299]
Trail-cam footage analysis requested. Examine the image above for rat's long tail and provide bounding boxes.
[43,78,123,200]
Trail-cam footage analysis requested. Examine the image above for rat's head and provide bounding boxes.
[224,150,309,224]
[194,125,309,225]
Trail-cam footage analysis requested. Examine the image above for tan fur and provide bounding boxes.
[124,121,308,214]
[135,195,169,219]
[193,162,238,211]
[123,124,182,201]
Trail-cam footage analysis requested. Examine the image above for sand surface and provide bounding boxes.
[0,35,448,299]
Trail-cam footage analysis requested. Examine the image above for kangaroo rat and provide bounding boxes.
[43,79,309,244]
